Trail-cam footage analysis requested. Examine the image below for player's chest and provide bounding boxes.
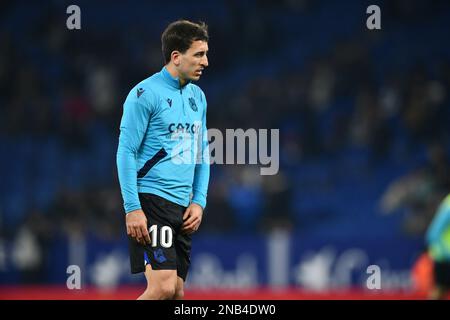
[150,91,203,134]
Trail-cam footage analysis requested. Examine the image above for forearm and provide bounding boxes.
[192,161,210,209]
[117,144,141,213]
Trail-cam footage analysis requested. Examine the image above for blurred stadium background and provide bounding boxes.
[1,0,450,299]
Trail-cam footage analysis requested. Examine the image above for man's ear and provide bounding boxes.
[171,51,181,66]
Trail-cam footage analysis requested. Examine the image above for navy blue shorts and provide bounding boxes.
[128,193,191,281]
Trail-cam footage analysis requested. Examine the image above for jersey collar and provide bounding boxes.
[161,66,190,89]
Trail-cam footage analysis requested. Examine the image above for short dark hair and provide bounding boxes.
[161,20,209,64]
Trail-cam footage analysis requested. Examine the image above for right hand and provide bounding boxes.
[126,209,150,245]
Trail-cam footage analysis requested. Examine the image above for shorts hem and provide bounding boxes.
[130,264,177,274]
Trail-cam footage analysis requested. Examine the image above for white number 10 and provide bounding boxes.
[149,225,173,248]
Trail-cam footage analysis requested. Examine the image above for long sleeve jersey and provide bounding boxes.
[116,66,210,213]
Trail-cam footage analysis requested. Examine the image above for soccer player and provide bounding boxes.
[116,20,210,300]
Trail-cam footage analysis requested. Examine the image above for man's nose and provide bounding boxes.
[201,56,208,67]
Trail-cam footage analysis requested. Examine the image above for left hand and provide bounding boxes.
[181,203,203,235]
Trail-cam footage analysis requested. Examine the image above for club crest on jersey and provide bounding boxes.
[188,97,198,112]
[137,88,145,98]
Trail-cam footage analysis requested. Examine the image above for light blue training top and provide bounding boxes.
[116,66,210,213]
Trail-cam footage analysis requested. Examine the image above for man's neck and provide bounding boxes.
[165,64,187,87]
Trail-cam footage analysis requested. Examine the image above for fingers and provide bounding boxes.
[135,225,143,243]
[127,220,144,244]
[183,218,198,230]
[182,205,204,233]
[182,217,201,234]
[182,213,197,228]
[183,215,196,228]
[141,225,151,244]
[183,207,191,221]
[129,225,136,238]
[182,208,195,231]
[184,225,199,235]
[126,210,150,245]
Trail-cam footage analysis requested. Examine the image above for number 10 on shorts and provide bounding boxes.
[148,225,173,248]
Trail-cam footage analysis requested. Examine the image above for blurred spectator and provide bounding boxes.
[380,143,450,236]
[425,194,450,299]
[60,84,92,150]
